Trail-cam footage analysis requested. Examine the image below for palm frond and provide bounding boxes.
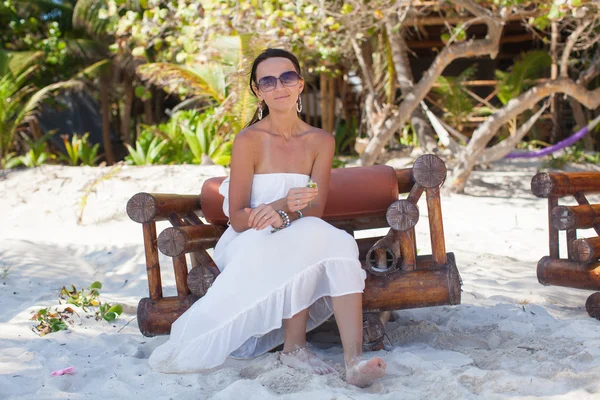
[72,59,112,81]
[496,51,552,105]
[13,80,85,130]
[137,63,228,104]
[64,38,108,62]
[73,0,115,39]
[0,50,44,78]
[221,34,260,130]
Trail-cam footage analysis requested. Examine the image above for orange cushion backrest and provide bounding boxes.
[201,165,402,225]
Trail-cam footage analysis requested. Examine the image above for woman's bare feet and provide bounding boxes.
[345,356,387,387]
[279,347,336,375]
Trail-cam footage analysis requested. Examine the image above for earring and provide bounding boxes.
[296,96,302,113]
[258,102,263,120]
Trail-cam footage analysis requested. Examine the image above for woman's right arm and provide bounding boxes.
[227,132,254,233]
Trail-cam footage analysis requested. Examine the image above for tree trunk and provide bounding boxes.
[386,24,437,152]
[359,3,503,166]
[570,99,594,151]
[100,74,116,165]
[450,79,600,193]
[121,73,134,146]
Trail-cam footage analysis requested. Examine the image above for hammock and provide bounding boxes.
[506,114,600,159]
[420,100,600,159]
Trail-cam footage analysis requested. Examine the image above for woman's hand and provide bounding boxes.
[286,187,318,212]
[244,204,282,231]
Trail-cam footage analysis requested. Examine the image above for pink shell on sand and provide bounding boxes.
[51,366,76,376]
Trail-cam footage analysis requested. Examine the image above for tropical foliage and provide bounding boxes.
[0,0,598,195]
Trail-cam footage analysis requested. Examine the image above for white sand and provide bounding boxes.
[1,160,600,399]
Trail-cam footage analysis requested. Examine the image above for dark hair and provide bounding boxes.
[246,48,302,127]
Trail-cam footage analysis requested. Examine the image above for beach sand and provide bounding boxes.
[1,159,599,399]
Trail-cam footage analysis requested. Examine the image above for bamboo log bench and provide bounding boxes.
[127,154,461,349]
[531,171,600,320]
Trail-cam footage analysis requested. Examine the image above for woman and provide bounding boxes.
[149,48,386,387]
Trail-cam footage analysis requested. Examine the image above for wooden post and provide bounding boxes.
[137,295,197,337]
[426,187,447,266]
[570,237,600,263]
[363,254,460,311]
[157,225,225,257]
[586,292,600,320]
[537,256,600,290]
[406,183,424,204]
[548,197,559,259]
[398,230,416,271]
[574,192,600,236]
[531,172,600,198]
[396,168,416,194]
[365,229,400,276]
[550,204,600,230]
[142,222,162,300]
[172,254,190,300]
[126,193,202,224]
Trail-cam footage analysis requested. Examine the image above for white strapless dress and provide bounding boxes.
[148,173,367,373]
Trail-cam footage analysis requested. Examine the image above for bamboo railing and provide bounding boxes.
[127,154,461,350]
[531,171,600,319]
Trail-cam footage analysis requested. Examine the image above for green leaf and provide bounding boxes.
[90,281,102,289]
[548,3,561,20]
[103,312,116,321]
[107,304,123,315]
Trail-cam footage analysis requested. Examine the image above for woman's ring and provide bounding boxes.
[296,200,300,206]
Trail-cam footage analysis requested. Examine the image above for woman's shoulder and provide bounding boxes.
[303,126,335,148]
[298,123,334,140]
[233,126,262,145]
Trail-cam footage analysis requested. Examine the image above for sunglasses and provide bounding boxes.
[256,71,302,92]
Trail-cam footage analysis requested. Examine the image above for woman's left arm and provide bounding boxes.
[292,131,335,219]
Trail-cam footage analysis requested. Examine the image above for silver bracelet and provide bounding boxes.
[271,210,290,233]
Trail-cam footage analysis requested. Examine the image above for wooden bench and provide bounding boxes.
[127,154,461,349]
[531,171,600,319]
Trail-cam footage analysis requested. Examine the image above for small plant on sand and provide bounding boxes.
[0,263,10,281]
[31,307,75,336]
[59,281,123,322]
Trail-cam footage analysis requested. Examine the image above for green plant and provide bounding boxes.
[495,51,552,106]
[432,66,477,131]
[178,110,233,166]
[31,307,74,336]
[59,281,103,311]
[59,133,100,166]
[398,123,419,147]
[124,132,169,165]
[97,302,123,322]
[140,120,193,165]
[543,143,600,169]
[17,134,54,167]
[0,152,21,169]
[59,281,123,322]
[334,117,358,155]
